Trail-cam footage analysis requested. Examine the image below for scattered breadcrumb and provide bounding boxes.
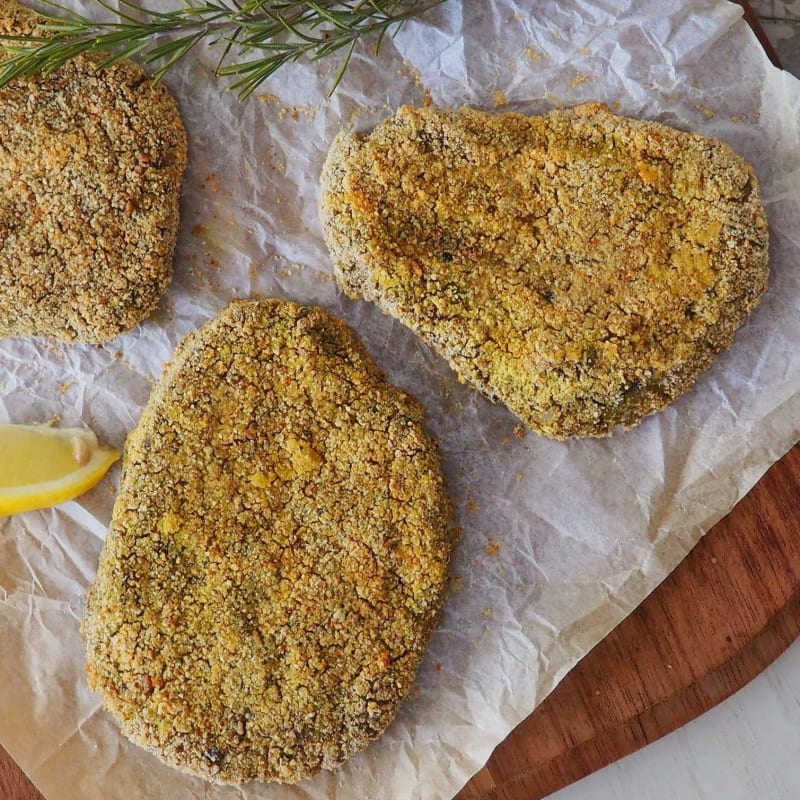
[524,45,545,63]
[493,90,509,107]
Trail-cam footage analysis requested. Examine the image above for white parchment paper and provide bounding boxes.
[2,1,800,798]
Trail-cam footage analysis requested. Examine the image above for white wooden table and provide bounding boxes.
[551,641,800,799]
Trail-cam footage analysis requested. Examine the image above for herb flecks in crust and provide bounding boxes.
[320,104,769,438]
[82,298,455,784]
[0,0,187,343]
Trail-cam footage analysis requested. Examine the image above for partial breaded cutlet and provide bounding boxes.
[0,0,187,343]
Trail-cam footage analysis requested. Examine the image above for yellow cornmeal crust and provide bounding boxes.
[0,0,187,343]
[82,298,456,784]
[320,103,769,439]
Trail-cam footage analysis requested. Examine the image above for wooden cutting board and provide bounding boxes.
[3,441,799,800]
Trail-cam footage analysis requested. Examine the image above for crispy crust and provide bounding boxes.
[320,104,770,438]
[0,0,187,343]
[82,298,455,784]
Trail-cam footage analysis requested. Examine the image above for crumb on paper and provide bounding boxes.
[697,104,716,119]
[493,90,508,107]
[570,73,591,88]
[513,425,527,440]
[192,223,208,239]
[202,173,220,193]
[59,380,75,394]
[397,62,425,90]
[480,608,493,619]
[484,540,501,556]
[524,45,545,63]
[466,495,480,513]
[278,105,318,123]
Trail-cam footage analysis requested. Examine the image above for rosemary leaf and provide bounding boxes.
[0,0,446,99]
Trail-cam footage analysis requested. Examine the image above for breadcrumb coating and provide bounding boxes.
[83,298,456,784]
[320,104,769,438]
[0,0,187,343]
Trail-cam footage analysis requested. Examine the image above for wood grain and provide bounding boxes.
[2,443,799,800]
[0,744,41,800]
[456,443,800,800]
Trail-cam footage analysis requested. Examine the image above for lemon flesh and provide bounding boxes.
[0,425,120,516]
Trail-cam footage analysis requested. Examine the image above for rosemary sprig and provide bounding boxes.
[0,0,446,98]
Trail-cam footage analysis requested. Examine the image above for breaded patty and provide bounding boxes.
[0,0,187,343]
[320,103,769,438]
[82,298,455,783]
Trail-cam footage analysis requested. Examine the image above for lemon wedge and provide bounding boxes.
[0,424,120,517]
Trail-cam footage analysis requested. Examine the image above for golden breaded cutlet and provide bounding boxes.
[0,0,187,343]
[320,103,769,438]
[82,298,456,784]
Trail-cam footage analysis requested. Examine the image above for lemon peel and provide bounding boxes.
[0,424,120,517]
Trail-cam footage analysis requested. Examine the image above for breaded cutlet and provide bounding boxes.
[320,103,769,438]
[83,298,456,783]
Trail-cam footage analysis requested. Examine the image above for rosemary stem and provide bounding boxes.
[0,0,447,98]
